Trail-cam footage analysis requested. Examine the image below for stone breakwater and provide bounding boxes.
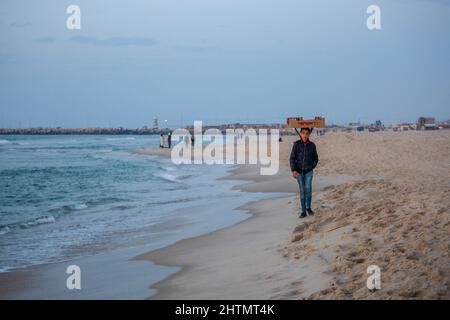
[0,127,172,135]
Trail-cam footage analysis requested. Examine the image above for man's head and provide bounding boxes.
[300,128,311,142]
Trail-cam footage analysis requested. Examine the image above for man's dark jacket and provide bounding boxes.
[289,140,319,174]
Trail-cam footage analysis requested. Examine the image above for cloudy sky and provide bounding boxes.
[0,0,449,127]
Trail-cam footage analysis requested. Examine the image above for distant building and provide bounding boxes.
[437,119,450,129]
[348,121,360,130]
[152,117,158,130]
[416,117,437,130]
[393,123,415,132]
[368,120,385,132]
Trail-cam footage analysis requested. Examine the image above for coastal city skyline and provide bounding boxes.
[1,114,449,130]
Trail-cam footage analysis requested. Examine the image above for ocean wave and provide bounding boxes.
[19,215,56,228]
[153,172,181,183]
[111,204,136,211]
[0,139,10,144]
[0,266,11,273]
[0,215,57,233]
[86,197,126,206]
[72,203,88,210]
[152,197,196,206]
[105,137,136,141]
[0,226,10,235]
[177,174,194,180]
[49,203,88,214]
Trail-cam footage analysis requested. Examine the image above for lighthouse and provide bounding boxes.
[152,117,158,130]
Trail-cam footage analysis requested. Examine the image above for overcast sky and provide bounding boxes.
[0,0,449,127]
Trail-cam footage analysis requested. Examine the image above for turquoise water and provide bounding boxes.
[0,135,253,272]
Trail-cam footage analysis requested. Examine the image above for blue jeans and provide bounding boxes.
[296,170,313,212]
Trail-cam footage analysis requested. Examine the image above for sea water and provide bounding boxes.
[0,135,267,274]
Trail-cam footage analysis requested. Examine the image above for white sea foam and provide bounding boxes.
[34,215,56,224]
[0,139,10,144]
[20,215,56,228]
[105,137,136,141]
[0,266,11,273]
[72,203,88,210]
[154,172,180,183]
[0,226,10,235]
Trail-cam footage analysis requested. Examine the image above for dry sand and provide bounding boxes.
[303,131,450,299]
[137,130,450,299]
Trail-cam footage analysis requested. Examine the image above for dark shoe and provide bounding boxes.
[307,208,314,216]
[299,211,307,219]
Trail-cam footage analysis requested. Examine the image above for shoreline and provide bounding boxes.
[135,143,358,299]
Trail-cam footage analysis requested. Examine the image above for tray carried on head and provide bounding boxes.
[286,116,325,128]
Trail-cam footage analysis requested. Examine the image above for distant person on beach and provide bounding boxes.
[168,132,172,148]
[160,134,165,148]
[191,134,195,146]
[290,128,319,219]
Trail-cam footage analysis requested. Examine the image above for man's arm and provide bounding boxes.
[312,144,319,169]
[289,142,297,172]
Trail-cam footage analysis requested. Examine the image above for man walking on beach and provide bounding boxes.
[160,133,165,148]
[290,128,319,218]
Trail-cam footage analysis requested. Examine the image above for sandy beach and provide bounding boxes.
[1,130,448,300]
[136,130,450,299]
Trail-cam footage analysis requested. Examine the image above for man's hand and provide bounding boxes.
[292,171,299,178]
